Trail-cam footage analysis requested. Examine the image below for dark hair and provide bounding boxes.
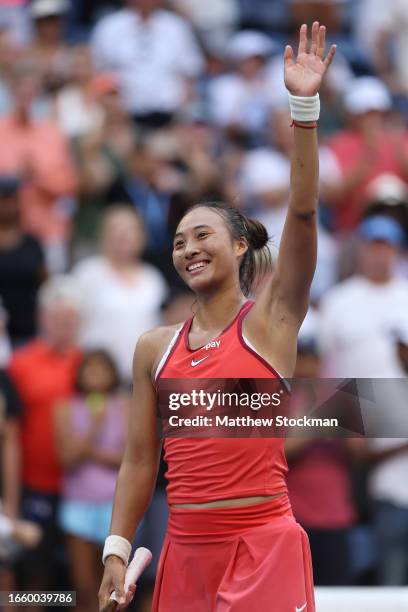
[75,349,121,394]
[183,201,272,296]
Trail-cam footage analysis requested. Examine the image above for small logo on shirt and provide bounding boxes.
[295,604,307,612]
[204,340,221,351]
[191,356,209,367]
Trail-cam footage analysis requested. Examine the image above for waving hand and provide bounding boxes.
[284,22,336,96]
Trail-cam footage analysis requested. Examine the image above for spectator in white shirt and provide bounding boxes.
[208,30,275,141]
[318,214,408,584]
[319,215,408,378]
[91,0,204,127]
[72,205,168,383]
[356,0,408,97]
[169,0,238,53]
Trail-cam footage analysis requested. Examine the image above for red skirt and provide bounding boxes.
[151,495,315,612]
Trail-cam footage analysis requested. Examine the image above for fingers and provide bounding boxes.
[284,45,294,66]
[324,44,337,68]
[317,25,326,58]
[118,585,136,611]
[297,23,307,56]
[310,21,319,55]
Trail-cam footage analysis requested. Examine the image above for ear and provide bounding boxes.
[235,236,249,259]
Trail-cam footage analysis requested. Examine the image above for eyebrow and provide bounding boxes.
[173,225,212,239]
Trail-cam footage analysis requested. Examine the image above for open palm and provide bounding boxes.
[284,22,336,97]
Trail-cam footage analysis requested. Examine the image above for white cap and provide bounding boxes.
[344,77,392,115]
[30,0,69,19]
[227,31,274,61]
[366,173,408,205]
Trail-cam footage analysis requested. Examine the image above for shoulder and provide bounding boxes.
[390,276,408,296]
[140,263,168,287]
[155,9,194,31]
[134,324,183,375]
[8,339,44,373]
[93,8,133,35]
[72,255,105,279]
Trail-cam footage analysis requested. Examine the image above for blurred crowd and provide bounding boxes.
[0,0,408,610]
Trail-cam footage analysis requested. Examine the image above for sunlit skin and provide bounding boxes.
[172,208,248,300]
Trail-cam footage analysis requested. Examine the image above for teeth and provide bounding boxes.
[188,262,207,271]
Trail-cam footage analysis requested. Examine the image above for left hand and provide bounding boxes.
[284,22,336,96]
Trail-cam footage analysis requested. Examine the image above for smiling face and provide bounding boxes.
[172,207,248,296]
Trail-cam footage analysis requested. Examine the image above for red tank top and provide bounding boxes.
[156,301,288,504]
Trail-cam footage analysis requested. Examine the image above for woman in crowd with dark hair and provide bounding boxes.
[99,22,336,611]
[56,349,127,612]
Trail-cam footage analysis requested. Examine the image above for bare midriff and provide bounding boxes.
[171,491,285,509]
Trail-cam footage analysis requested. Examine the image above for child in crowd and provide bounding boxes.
[55,349,127,612]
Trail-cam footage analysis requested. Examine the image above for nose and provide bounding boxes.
[184,238,201,259]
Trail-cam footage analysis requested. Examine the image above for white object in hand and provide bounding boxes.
[110,547,153,603]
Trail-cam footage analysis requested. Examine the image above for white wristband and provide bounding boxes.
[288,93,320,122]
[102,535,132,566]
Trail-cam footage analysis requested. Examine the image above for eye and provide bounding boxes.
[173,240,184,249]
[197,231,209,239]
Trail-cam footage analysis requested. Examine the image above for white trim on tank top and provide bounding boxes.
[154,328,289,389]
[154,326,183,381]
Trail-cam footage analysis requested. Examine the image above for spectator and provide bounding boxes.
[72,206,168,383]
[318,215,408,378]
[364,327,408,586]
[53,45,105,139]
[72,73,137,256]
[286,309,360,585]
[0,60,78,271]
[91,0,204,127]
[357,0,408,99]
[170,0,238,53]
[26,0,73,96]
[0,370,42,612]
[0,27,21,117]
[325,77,408,232]
[0,176,47,347]
[55,350,127,612]
[8,276,82,601]
[0,0,31,47]
[207,30,275,141]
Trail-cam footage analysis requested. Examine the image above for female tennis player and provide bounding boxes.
[99,22,336,612]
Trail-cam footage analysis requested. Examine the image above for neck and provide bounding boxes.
[365,274,393,285]
[193,288,247,331]
[107,255,138,271]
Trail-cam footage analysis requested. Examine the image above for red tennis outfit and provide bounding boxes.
[152,301,315,612]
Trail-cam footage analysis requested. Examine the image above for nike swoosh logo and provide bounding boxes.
[191,356,209,367]
[295,604,307,612]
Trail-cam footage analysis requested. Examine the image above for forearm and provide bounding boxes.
[109,459,158,542]
[289,125,319,216]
